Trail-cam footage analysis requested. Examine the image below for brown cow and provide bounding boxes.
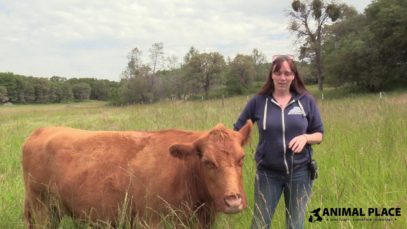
[22,121,252,228]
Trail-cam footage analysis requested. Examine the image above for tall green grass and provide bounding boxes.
[0,91,406,228]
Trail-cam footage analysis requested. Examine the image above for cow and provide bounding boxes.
[22,120,252,228]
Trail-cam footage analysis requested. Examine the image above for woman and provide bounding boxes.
[233,55,324,229]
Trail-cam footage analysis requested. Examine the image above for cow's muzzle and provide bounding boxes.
[224,193,244,214]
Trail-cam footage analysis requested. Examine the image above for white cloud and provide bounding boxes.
[0,0,372,81]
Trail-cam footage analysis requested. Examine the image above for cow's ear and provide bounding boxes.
[169,143,197,159]
[238,120,253,146]
[214,123,225,129]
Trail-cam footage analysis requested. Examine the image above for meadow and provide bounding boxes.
[0,89,406,228]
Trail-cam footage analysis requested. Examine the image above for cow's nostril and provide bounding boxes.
[224,194,242,207]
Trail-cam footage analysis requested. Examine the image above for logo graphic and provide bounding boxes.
[288,106,305,115]
[309,208,323,222]
[308,207,402,223]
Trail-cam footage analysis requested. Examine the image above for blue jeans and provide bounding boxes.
[251,167,312,229]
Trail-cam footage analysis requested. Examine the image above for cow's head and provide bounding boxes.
[169,120,252,214]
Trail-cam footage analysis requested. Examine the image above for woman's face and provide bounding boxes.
[271,60,295,93]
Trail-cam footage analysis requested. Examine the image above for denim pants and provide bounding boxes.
[251,167,312,229]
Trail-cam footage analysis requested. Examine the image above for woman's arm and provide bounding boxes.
[303,132,323,145]
[233,96,257,131]
[288,132,323,153]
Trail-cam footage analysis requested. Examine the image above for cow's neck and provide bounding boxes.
[186,158,215,226]
[186,158,212,207]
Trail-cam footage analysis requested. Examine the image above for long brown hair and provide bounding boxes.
[258,56,308,96]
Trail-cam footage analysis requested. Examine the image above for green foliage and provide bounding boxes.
[323,0,407,91]
[183,52,226,99]
[157,68,185,100]
[0,72,22,102]
[119,76,149,104]
[0,86,8,103]
[33,78,51,103]
[0,72,118,104]
[226,54,256,95]
[312,0,323,19]
[149,42,164,73]
[61,83,74,101]
[183,46,199,64]
[22,80,35,103]
[291,0,305,13]
[289,0,344,91]
[297,61,315,84]
[72,82,91,100]
[115,45,274,105]
[90,80,110,100]
[365,0,407,87]
[326,4,341,21]
[292,0,301,12]
[251,49,268,82]
[118,48,164,104]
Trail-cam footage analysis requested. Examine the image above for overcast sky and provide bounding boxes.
[0,0,372,81]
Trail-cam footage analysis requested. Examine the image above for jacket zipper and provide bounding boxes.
[272,98,296,175]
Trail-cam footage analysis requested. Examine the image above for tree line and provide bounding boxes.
[1,0,405,105]
[115,46,274,105]
[0,73,119,104]
[117,0,407,105]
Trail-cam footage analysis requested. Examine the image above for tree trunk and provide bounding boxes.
[316,49,324,92]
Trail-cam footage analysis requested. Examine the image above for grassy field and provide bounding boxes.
[0,89,406,228]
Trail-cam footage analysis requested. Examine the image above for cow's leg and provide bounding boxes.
[24,197,33,229]
[24,194,48,229]
[24,189,63,229]
[44,191,63,229]
[48,205,62,229]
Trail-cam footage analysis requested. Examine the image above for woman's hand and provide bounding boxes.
[288,134,308,153]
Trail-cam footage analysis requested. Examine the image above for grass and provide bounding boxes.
[1,89,406,228]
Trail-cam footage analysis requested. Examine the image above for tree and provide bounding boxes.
[33,78,50,103]
[226,54,256,95]
[0,72,20,102]
[149,42,164,74]
[296,60,315,84]
[72,83,91,100]
[119,48,155,104]
[363,0,407,89]
[91,80,110,100]
[165,55,179,70]
[323,0,407,90]
[61,82,74,101]
[22,80,35,103]
[124,48,143,79]
[184,52,226,99]
[183,46,199,64]
[119,65,156,104]
[323,6,367,87]
[49,82,62,102]
[158,68,184,99]
[251,48,268,81]
[50,76,67,83]
[0,86,8,103]
[289,0,342,91]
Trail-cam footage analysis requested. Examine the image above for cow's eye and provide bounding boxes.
[203,160,217,170]
[196,148,204,157]
[237,156,245,167]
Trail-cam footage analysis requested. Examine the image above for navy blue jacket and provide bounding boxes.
[234,93,324,174]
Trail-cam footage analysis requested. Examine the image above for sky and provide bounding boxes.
[0,0,372,81]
